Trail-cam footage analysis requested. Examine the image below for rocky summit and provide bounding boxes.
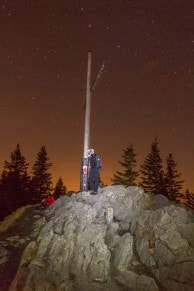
[8,186,194,290]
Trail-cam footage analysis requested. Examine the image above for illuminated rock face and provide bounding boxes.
[9,186,194,291]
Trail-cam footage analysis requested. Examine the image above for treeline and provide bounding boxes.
[112,138,194,209]
[0,144,67,221]
[1,139,193,221]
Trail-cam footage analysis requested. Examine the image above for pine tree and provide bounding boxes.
[185,189,194,209]
[0,171,8,220]
[164,153,184,200]
[112,144,138,186]
[31,146,53,203]
[189,193,194,209]
[140,138,163,194]
[53,177,67,199]
[0,144,30,216]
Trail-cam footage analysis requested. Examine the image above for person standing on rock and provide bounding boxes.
[88,148,102,195]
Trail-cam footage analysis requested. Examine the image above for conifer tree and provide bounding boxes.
[31,146,53,203]
[186,191,194,209]
[164,153,184,200]
[0,144,30,215]
[112,144,138,186]
[140,138,163,194]
[53,177,67,199]
[0,171,8,220]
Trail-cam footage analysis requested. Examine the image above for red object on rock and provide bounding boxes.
[47,196,55,206]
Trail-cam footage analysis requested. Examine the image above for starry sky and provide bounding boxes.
[0,0,193,192]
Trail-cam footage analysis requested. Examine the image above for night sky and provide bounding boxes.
[0,1,193,192]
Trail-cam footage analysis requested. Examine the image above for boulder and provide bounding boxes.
[114,232,133,271]
[115,270,159,291]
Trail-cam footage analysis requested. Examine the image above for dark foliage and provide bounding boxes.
[0,144,31,220]
[112,144,139,186]
[31,146,53,203]
[186,189,194,209]
[53,177,67,199]
[140,138,164,194]
[0,145,55,221]
[163,153,184,200]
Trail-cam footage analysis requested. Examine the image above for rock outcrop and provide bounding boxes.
[9,186,194,290]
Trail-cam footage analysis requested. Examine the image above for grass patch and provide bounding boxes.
[0,205,33,234]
